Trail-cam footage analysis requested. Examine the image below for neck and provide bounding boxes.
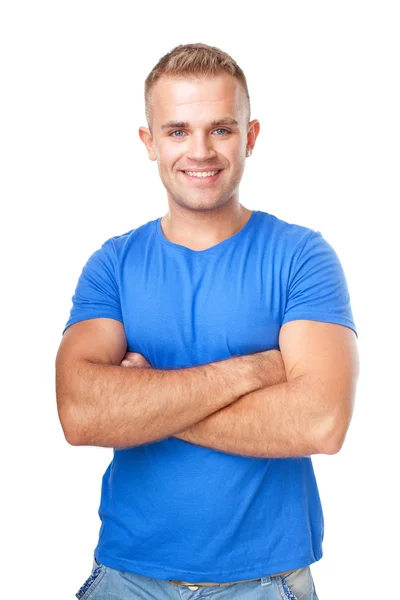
[160,202,253,251]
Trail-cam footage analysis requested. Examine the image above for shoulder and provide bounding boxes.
[101,217,158,258]
[93,217,158,263]
[255,209,322,256]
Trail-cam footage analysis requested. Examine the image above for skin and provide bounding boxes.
[121,322,359,458]
[54,72,358,589]
[57,73,359,458]
[121,74,360,457]
[139,74,260,250]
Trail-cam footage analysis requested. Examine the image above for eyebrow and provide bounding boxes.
[160,117,239,131]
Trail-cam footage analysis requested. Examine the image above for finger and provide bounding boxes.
[121,360,135,368]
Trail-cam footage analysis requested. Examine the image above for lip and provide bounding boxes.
[180,169,223,184]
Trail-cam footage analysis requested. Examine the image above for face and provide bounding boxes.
[139,74,260,213]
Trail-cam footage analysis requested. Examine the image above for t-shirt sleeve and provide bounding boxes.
[282,230,357,337]
[63,238,123,334]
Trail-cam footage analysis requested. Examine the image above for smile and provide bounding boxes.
[180,170,223,183]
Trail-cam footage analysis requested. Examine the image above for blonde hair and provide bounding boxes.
[144,43,251,132]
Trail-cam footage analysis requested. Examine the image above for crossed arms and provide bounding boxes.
[55,317,359,458]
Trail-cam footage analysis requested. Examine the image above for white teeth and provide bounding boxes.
[184,170,219,178]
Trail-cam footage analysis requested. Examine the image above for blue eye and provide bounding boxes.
[170,130,185,138]
[169,128,231,138]
[215,128,230,135]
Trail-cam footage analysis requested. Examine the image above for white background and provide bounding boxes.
[1,1,399,599]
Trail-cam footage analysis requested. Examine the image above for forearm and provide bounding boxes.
[57,352,266,449]
[174,375,328,458]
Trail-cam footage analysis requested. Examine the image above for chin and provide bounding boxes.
[182,197,228,211]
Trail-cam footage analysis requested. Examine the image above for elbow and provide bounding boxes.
[319,431,345,455]
[57,394,89,447]
[60,415,87,447]
[315,385,356,455]
[56,370,93,446]
[63,423,87,447]
[317,412,352,455]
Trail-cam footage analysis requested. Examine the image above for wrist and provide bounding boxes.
[248,349,287,390]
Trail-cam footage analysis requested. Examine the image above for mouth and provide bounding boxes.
[179,169,223,184]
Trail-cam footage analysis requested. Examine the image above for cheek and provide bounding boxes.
[158,154,180,175]
[225,143,244,164]
[157,140,181,163]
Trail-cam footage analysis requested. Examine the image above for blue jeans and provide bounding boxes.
[75,557,319,599]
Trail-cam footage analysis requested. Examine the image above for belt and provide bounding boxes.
[169,569,295,589]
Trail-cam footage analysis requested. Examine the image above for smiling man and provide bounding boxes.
[139,71,257,249]
[56,43,358,600]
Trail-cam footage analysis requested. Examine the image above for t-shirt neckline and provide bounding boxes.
[156,210,257,256]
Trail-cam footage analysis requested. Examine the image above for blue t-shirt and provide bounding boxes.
[64,209,357,582]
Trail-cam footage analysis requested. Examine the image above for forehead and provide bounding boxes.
[151,74,245,126]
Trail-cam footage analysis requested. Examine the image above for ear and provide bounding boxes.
[139,126,157,161]
[246,119,260,153]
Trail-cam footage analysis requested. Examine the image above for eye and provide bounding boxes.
[169,128,231,138]
[170,130,186,138]
[214,128,231,135]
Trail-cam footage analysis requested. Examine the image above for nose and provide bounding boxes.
[186,132,217,162]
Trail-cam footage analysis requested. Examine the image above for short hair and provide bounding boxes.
[144,43,251,132]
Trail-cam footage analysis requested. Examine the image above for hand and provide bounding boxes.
[120,352,153,369]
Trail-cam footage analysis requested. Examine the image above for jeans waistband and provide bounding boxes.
[168,569,296,587]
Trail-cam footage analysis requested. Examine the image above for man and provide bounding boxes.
[56,43,359,600]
